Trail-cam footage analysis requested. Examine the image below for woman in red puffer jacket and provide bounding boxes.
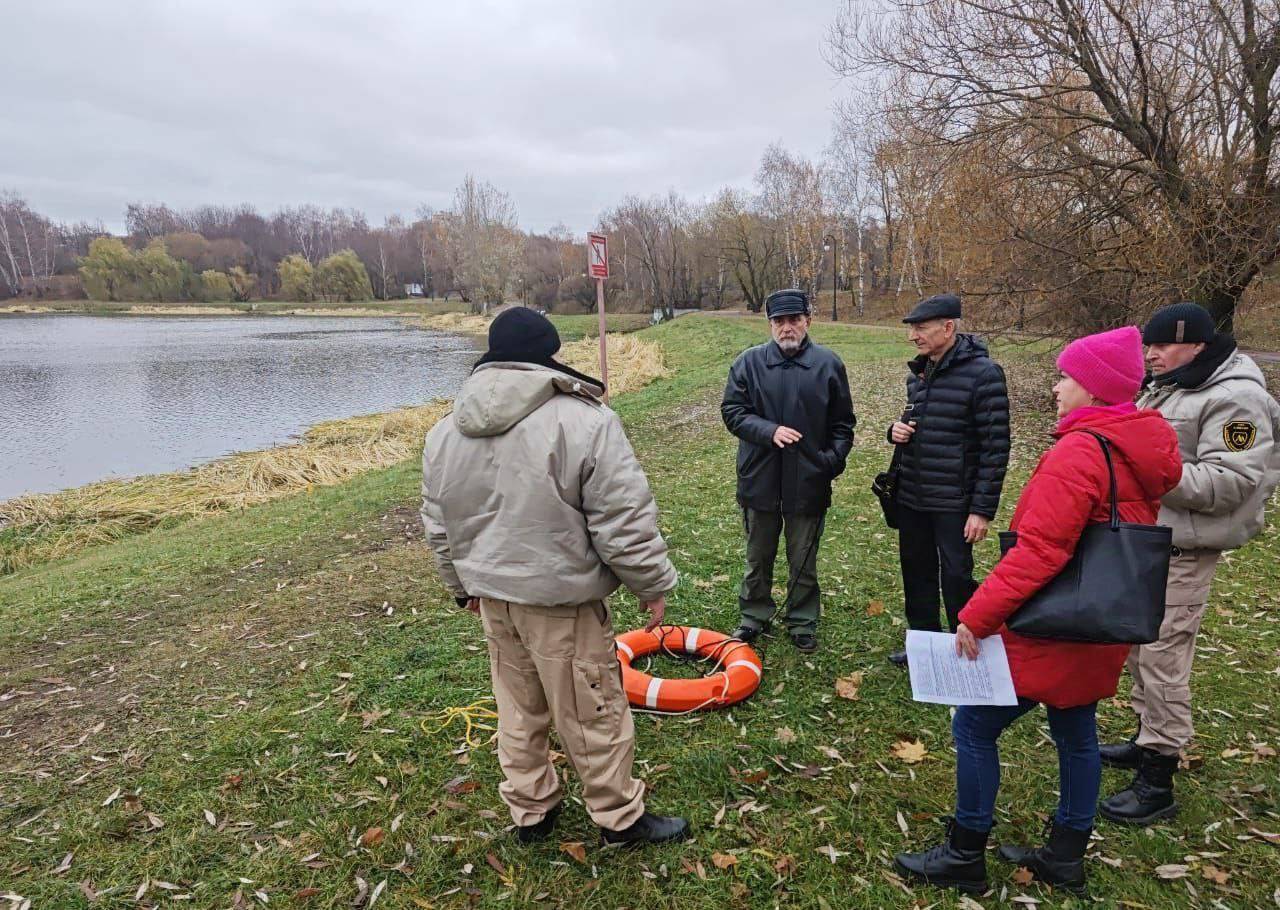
[896,327,1182,898]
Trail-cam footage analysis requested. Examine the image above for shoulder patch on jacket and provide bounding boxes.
[1223,420,1258,452]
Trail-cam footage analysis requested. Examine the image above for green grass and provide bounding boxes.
[2,316,1278,909]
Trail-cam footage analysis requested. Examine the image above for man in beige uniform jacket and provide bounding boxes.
[421,307,690,847]
[1100,302,1280,826]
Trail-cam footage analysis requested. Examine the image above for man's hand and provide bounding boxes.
[465,597,481,615]
[963,514,990,544]
[890,420,917,444]
[955,623,981,660]
[772,425,803,448]
[642,596,666,632]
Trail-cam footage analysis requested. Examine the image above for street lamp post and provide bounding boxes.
[822,234,838,321]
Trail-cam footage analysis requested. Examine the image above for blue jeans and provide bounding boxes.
[952,698,1100,833]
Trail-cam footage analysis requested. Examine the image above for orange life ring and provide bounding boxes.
[615,625,762,712]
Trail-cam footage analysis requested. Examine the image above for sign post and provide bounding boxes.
[587,231,610,403]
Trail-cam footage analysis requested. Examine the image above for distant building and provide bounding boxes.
[404,283,425,297]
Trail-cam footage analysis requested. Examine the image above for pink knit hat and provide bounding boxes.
[1056,326,1145,405]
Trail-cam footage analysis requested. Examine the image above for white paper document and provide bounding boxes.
[906,630,1019,706]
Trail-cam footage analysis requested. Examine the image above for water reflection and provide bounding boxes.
[0,314,479,500]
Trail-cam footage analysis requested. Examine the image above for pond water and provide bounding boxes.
[0,314,479,501]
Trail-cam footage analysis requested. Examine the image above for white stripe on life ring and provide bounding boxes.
[616,640,634,660]
[645,677,663,709]
[726,659,761,678]
[685,627,701,653]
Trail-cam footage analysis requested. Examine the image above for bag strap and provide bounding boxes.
[886,406,913,474]
[887,439,905,473]
[1082,430,1120,530]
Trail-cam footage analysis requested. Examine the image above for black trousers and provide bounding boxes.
[897,506,977,632]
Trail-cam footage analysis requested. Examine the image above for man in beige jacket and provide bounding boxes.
[1100,302,1280,826]
[421,307,689,847]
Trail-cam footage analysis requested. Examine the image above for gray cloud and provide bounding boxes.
[1,0,844,233]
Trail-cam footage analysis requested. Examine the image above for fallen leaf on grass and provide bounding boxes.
[360,827,385,847]
[560,842,587,863]
[895,811,909,836]
[368,880,387,908]
[1221,748,1243,759]
[485,853,506,876]
[443,776,479,795]
[890,740,928,764]
[361,708,391,729]
[816,844,847,864]
[53,852,73,875]
[867,600,885,616]
[775,727,797,744]
[1253,743,1277,760]
[203,809,217,827]
[293,888,320,901]
[1155,863,1189,880]
[774,854,797,876]
[1012,866,1035,885]
[711,852,739,871]
[834,671,863,701]
[1201,864,1230,885]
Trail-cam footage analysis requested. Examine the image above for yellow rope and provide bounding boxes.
[420,698,499,748]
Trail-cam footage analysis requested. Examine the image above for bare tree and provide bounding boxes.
[708,188,783,312]
[0,191,60,297]
[451,175,524,313]
[830,0,1280,331]
[601,191,695,319]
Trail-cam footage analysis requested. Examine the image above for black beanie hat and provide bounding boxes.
[1142,302,1216,345]
[473,307,604,389]
[482,307,561,362]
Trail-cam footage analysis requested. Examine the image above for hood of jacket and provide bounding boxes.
[908,332,989,377]
[453,362,604,438]
[1053,405,1182,503]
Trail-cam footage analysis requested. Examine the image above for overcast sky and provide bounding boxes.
[2,0,849,235]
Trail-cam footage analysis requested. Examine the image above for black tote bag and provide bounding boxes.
[997,432,1170,644]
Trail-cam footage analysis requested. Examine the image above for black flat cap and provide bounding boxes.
[765,288,810,319]
[1142,302,1216,345]
[903,293,962,324]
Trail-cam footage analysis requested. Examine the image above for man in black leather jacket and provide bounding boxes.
[887,293,1010,666]
[721,289,856,652]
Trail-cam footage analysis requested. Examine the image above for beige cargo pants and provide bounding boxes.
[1129,548,1221,756]
[479,598,645,831]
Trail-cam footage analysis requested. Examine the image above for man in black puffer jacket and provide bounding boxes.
[887,294,1010,666]
[722,289,856,653]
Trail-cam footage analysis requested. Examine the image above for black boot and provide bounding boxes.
[516,802,562,844]
[998,822,1090,896]
[1099,724,1142,769]
[601,811,691,846]
[1099,748,1178,826]
[894,818,989,894]
[790,632,819,653]
[731,623,767,644]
